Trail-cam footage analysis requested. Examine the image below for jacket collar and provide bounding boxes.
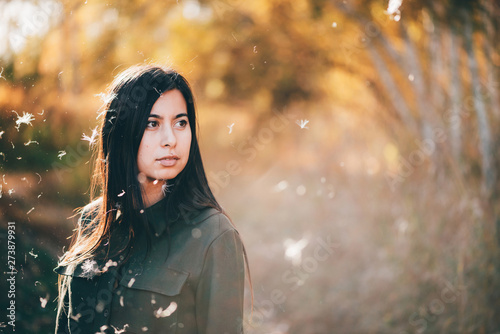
[144,196,220,237]
[144,196,169,237]
[54,201,221,277]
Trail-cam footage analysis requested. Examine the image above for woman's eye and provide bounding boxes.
[146,120,159,128]
[174,119,188,128]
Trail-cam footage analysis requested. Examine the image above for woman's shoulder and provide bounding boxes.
[178,206,239,240]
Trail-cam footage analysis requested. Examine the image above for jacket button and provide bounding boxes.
[103,309,109,317]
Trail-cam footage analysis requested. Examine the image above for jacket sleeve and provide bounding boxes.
[54,201,100,334]
[196,228,245,334]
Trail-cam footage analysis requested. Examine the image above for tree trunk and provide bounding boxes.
[332,2,420,135]
[448,27,463,163]
[366,45,418,133]
[463,8,495,194]
[399,23,435,142]
[480,0,500,122]
[429,17,445,113]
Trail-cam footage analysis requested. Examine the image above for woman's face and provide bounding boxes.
[137,89,192,192]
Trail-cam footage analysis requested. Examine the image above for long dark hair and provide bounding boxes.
[57,64,253,322]
[60,64,223,266]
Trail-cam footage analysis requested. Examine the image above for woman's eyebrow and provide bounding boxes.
[148,113,188,119]
[174,113,188,119]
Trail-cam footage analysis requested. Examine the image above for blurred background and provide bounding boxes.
[0,0,499,333]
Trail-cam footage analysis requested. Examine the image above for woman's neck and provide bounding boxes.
[141,180,166,207]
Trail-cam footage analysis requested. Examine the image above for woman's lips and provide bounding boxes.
[156,156,179,167]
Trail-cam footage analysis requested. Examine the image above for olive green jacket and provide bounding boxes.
[54,198,245,334]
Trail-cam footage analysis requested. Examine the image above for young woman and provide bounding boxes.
[54,65,251,334]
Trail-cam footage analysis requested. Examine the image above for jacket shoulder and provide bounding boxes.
[194,208,238,235]
[173,207,239,248]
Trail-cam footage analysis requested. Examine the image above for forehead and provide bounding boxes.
[150,89,187,116]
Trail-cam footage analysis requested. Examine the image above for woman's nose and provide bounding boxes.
[161,126,176,147]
